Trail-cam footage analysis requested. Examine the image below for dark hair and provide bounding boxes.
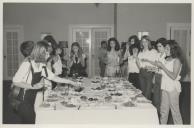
[70,42,83,58]
[30,40,49,63]
[101,40,107,46]
[166,40,189,79]
[43,35,57,50]
[155,38,167,51]
[151,41,156,50]
[128,35,140,45]
[129,44,140,55]
[166,40,183,62]
[120,42,127,56]
[53,44,62,55]
[140,35,152,51]
[107,37,120,51]
[20,41,34,57]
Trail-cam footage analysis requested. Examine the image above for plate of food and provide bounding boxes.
[122,101,136,107]
[60,101,77,108]
[39,102,51,108]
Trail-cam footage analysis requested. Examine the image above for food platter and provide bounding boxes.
[40,77,146,110]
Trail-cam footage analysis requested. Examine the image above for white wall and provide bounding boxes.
[117,4,191,41]
[4,3,191,42]
[3,3,114,43]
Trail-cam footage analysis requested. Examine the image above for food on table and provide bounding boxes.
[108,88,116,91]
[92,86,105,90]
[65,104,76,107]
[110,93,122,96]
[47,94,58,98]
[91,80,100,83]
[74,86,84,92]
[88,97,98,101]
[122,101,136,107]
[46,98,58,102]
[61,92,68,96]
[61,101,68,105]
[40,103,50,107]
[80,95,87,101]
[105,96,112,102]
[60,101,76,107]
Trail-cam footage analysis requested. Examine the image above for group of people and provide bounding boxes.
[10,33,184,124]
[98,35,184,124]
[11,35,88,124]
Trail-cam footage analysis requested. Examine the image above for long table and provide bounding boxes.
[35,77,159,124]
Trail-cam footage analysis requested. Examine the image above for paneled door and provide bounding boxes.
[91,28,112,76]
[69,25,113,77]
[72,28,91,76]
[167,23,191,81]
[3,25,24,80]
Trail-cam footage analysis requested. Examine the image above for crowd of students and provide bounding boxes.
[98,35,184,124]
[10,34,185,124]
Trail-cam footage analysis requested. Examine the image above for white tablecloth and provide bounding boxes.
[35,104,159,124]
[35,77,159,124]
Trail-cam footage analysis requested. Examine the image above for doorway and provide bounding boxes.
[3,25,24,80]
[167,23,191,81]
[69,25,114,77]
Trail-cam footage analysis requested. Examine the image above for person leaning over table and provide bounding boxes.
[12,40,76,124]
[155,40,183,124]
[135,35,159,100]
[141,37,167,118]
[47,44,63,89]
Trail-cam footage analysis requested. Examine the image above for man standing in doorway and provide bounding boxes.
[98,40,107,77]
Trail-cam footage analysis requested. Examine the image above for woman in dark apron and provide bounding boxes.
[12,40,76,124]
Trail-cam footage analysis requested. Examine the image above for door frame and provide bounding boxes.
[166,23,191,81]
[166,23,191,40]
[69,24,114,77]
[3,25,24,80]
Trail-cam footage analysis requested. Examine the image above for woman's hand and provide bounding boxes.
[32,82,44,89]
[141,58,149,62]
[68,80,77,86]
[82,54,86,60]
[155,61,164,69]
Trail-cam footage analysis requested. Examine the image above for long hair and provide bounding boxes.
[167,40,188,79]
[128,35,140,45]
[70,42,83,59]
[155,37,167,51]
[107,37,120,51]
[43,35,57,55]
[20,41,34,57]
[30,40,49,63]
[167,40,183,63]
[140,35,152,51]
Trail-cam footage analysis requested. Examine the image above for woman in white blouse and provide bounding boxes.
[12,40,76,124]
[142,38,167,117]
[155,40,183,124]
[136,35,159,100]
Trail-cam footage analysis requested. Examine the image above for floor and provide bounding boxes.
[2,80,191,124]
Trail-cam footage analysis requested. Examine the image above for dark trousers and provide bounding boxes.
[128,73,140,89]
[139,68,154,100]
[152,73,162,116]
[17,90,37,124]
[99,61,106,77]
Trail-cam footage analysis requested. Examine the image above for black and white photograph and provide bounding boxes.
[1,0,192,127]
